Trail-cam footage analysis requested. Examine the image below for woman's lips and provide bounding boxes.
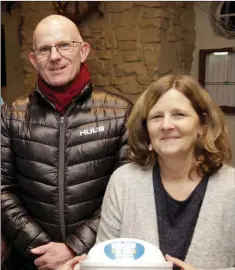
[161,137,180,140]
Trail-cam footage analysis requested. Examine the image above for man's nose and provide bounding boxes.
[49,46,62,61]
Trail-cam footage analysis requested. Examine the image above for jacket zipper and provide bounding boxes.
[59,116,66,241]
[35,85,92,241]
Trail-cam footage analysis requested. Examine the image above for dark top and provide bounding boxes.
[153,163,209,270]
[1,84,132,270]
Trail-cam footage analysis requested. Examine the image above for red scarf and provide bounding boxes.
[38,63,91,115]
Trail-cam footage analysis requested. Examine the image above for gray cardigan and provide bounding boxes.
[97,163,235,270]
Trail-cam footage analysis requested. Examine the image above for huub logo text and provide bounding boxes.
[80,126,105,136]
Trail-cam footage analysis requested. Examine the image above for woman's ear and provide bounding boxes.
[198,112,208,137]
[29,52,39,71]
[80,42,90,63]
[198,124,206,139]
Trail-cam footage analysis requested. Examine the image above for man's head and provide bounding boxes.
[29,15,90,87]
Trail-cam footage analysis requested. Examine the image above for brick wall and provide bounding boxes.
[21,1,195,102]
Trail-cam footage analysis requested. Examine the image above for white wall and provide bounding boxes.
[191,2,235,78]
[191,1,235,168]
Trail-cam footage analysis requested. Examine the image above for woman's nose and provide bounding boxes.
[161,116,174,130]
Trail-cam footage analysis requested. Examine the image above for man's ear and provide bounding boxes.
[29,52,39,71]
[80,42,90,63]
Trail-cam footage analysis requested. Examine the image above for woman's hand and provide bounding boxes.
[58,254,87,270]
[165,254,196,270]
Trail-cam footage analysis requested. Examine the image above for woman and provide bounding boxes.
[60,75,234,270]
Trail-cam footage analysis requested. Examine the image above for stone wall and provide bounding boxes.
[21,1,195,102]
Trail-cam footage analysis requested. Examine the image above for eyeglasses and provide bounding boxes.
[32,41,83,58]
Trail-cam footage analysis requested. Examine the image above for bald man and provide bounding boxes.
[1,15,132,270]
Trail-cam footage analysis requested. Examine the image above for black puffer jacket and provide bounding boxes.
[1,83,132,267]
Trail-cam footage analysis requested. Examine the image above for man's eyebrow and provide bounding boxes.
[37,40,71,48]
[38,44,50,48]
[56,40,69,43]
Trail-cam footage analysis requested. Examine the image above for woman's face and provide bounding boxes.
[147,88,203,159]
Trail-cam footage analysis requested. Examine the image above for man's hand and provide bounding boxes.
[165,255,196,270]
[31,242,76,270]
[58,255,87,270]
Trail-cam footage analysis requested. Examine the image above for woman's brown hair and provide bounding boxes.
[127,74,232,175]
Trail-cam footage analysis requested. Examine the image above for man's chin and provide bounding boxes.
[48,79,70,88]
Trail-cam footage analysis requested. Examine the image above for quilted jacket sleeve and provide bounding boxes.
[114,102,132,169]
[66,101,132,255]
[1,105,51,259]
[66,207,101,255]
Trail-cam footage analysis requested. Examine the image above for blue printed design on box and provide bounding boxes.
[104,241,145,260]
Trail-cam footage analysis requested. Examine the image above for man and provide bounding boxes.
[1,15,132,270]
